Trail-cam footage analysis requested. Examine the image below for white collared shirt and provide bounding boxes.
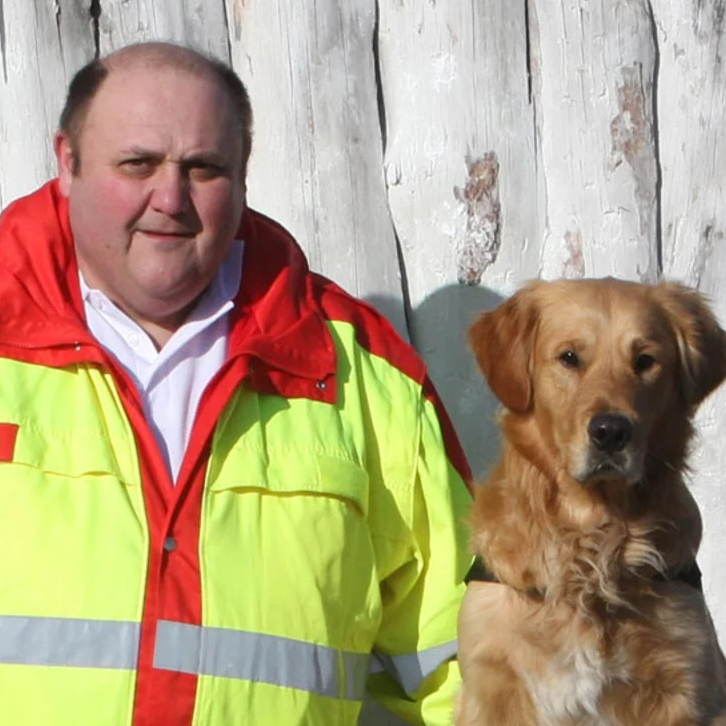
[80,240,244,483]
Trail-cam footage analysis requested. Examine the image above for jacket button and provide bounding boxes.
[164,536,177,552]
[316,380,326,391]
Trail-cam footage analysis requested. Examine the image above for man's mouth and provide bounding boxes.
[137,229,194,241]
[139,228,190,235]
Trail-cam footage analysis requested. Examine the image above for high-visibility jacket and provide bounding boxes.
[0,180,472,726]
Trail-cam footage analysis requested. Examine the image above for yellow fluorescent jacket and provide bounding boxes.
[0,181,473,726]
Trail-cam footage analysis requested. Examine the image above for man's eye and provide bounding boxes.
[188,163,225,180]
[120,158,154,174]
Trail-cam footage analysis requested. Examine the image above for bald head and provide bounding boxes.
[104,41,220,75]
[59,42,253,175]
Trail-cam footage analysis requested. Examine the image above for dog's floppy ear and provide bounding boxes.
[468,282,541,413]
[656,282,726,407]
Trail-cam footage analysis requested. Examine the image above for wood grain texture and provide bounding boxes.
[533,0,659,281]
[0,0,94,205]
[377,1,539,473]
[97,0,229,59]
[227,0,408,336]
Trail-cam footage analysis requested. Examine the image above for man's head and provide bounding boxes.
[58,42,253,177]
[54,42,252,343]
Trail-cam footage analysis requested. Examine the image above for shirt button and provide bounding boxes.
[127,333,141,348]
[90,292,105,310]
[164,536,177,552]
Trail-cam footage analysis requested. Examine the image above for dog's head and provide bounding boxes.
[469,278,726,485]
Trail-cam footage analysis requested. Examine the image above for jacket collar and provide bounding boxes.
[229,208,336,386]
[0,180,337,398]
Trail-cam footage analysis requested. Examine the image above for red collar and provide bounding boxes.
[0,180,337,401]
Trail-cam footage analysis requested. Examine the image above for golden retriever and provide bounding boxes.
[457,278,726,726]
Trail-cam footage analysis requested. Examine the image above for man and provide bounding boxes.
[0,42,472,726]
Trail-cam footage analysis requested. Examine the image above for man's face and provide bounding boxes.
[55,64,246,329]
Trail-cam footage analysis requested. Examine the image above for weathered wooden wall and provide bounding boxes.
[1,1,725,722]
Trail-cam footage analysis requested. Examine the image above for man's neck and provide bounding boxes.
[134,308,194,350]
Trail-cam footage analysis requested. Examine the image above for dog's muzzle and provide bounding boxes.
[574,413,639,482]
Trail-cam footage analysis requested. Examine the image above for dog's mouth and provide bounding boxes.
[575,454,634,483]
[570,446,648,485]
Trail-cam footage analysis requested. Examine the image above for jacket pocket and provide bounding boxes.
[206,448,369,516]
[201,448,379,650]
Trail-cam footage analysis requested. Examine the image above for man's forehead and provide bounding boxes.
[77,69,240,159]
[98,62,218,95]
[86,64,231,126]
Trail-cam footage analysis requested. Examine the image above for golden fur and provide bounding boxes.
[457,278,726,726]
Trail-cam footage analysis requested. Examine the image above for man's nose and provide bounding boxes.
[149,164,190,215]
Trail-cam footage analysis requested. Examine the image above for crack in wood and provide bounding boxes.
[690,223,721,288]
[644,0,663,276]
[90,0,101,58]
[372,0,412,337]
[524,0,533,104]
[54,0,65,71]
[0,0,7,83]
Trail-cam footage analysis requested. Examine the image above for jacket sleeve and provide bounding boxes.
[365,381,473,725]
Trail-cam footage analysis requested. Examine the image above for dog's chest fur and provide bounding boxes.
[523,635,616,726]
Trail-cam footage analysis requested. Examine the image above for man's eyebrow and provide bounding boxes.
[181,151,228,167]
[118,146,163,159]
[117,148,228,166]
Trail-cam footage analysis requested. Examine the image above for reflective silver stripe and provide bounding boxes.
[372,640,458,695]
[342,648,370,700]
[369,652,385,674]
[0,615,140,669]
[153,620,370,700]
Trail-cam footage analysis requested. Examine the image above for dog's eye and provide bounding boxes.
[558,350,580,368]
[634,353,656,373]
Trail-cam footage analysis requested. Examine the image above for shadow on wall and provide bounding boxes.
[360,286,504,726]
[366,284,506,482]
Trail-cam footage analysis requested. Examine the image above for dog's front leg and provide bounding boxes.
[455,659,538,726]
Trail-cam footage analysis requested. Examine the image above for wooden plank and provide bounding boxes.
[656,0,726,286]
[652,0,726,641]
[380,0,540,297]
[97,0,230,60]
[377,0,538,475]
[226,0,408,337]
[534,0,659,281]
[0,0,94,206]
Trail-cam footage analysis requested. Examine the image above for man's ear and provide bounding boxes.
[468,282,541,413]
[53,131,75,196]
[655,281,726,407]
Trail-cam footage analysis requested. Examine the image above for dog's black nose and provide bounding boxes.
[588,413,633,453]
